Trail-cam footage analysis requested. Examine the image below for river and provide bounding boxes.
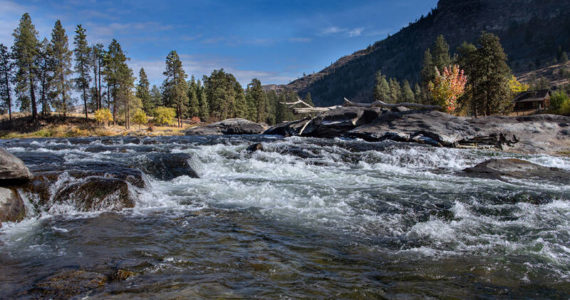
[0,135,568,298]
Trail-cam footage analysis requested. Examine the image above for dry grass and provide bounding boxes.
[0,112,196,139]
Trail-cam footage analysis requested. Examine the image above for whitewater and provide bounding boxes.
[0,135,568,298]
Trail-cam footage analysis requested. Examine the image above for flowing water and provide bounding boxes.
[0,136,569,298]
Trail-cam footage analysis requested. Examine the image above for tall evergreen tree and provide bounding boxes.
[162,50,189,127]
[187,75,200,118]
[50,20,72,117]
[73,24,91,119]
[388,78,401,103]
[470,32,513,116]
[12,13,40,120]
[0,44,13,120]
[91,43,105,110]
[413,83,422,103]
[103,39,128,121]
[197,81,209,121]
[204,69,238,120]
[373,71,390,101]
[150,85,162,110]
[136,68,152,114]
[456,42,477,114]
[420,49,434,90]
[402,80,415,102]
[432,35,451,71]
[247,78,266,123]
[37,38,52,116]
[233,81,247,119]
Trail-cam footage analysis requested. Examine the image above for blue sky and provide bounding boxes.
[0,0,438,86]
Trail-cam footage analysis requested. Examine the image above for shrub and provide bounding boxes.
[132,109,148,129]
[550,90,570,115]
[94,108,113,126]
[153,106,176,126]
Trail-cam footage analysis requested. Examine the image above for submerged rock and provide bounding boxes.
[132,153,199,180]
[246,143,264,152]
[462,159,570,184]
[0,147,33,185]
[0,187,26,226]
[186,118,267,135]
[53,177,135,211]
[34,269,107,298]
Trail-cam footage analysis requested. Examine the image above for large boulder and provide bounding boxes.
[52,177,135,211]
[131,153,199,180]
[185,118,267,135]
[0,187,26,226]
[0,147,33,185]
[33,269,107,298]
[462,159,570,184]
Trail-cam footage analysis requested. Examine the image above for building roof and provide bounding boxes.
[514,89,550,103]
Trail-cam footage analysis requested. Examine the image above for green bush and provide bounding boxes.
[153,106,176,126]
[550,90,570,115]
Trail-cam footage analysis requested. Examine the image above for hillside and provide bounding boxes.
[286,0,570,106]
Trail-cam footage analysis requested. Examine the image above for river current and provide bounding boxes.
[0,135,568,298]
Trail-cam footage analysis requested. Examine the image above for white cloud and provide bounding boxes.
[288,37,312,43]
[320,26,365,38]
[348,27,363,37]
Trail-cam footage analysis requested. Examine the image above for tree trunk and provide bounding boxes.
[98,64,102,110]
[83,87,88,120]
[112,84,117,125]
[28,66,37,121]
[4,72,12,121]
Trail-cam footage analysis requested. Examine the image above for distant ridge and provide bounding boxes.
[284,0,570,106]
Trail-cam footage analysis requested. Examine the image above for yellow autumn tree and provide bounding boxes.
[132,109,148,129]
[509,76,529,94]
[94,108,113,127]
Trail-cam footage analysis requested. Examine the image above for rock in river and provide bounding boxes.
[0,187,26,227]
[462,159,570,184]
[186,118,267,135]
[0,147,33,185]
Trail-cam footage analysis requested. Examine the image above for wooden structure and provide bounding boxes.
[513,90,550,112]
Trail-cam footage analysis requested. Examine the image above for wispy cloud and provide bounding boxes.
[320,26,365,38]
[288,37,312,43]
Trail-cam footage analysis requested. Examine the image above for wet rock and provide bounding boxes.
[247,143,264,152]
[0,187,26,226]
[34,269,107,298]
[111,269,135,281]
[133,153,199,180]
[53,177,135,211]
[0,147,33,185]
[185,118,267,135]
[462,159,570,184]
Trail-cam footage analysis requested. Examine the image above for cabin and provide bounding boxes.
[513,89,550,113]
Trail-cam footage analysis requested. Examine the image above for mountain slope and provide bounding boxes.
[287,0,570,106]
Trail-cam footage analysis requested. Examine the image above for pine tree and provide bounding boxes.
[37,38,52,116]
[12,13,40,120]
[432,35,451,71]
[413,83,422,103]
[0,44,13,120]
[456,42,477,114]
[305,92,314,106]
[103,39,128,122]
[373,71,390,101]
[116,61,135,129]
[204,69,238,120]
[50,20,72,117]
[388,78,401,103]
[162,50,189,127]
[234,81,247,118]
[150,85,162,110]
[247,78,266,123]
[91,43,105,110]
[420,49,434,91]
[402,80,415,102]
[471,32,513,116]
[187,75,200,117]
[73,24,91,120]
[136,68,152,114]
[197,81,209,121]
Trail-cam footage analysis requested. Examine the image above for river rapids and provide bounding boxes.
[0,135,569,298]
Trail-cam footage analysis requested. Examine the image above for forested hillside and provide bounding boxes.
[287,0,570,106]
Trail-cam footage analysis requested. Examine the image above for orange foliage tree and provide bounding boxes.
[428,65,467,113]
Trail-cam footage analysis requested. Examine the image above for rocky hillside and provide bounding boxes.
[286,0,570,106]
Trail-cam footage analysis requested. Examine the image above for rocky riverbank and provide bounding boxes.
[261,107,570,155]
